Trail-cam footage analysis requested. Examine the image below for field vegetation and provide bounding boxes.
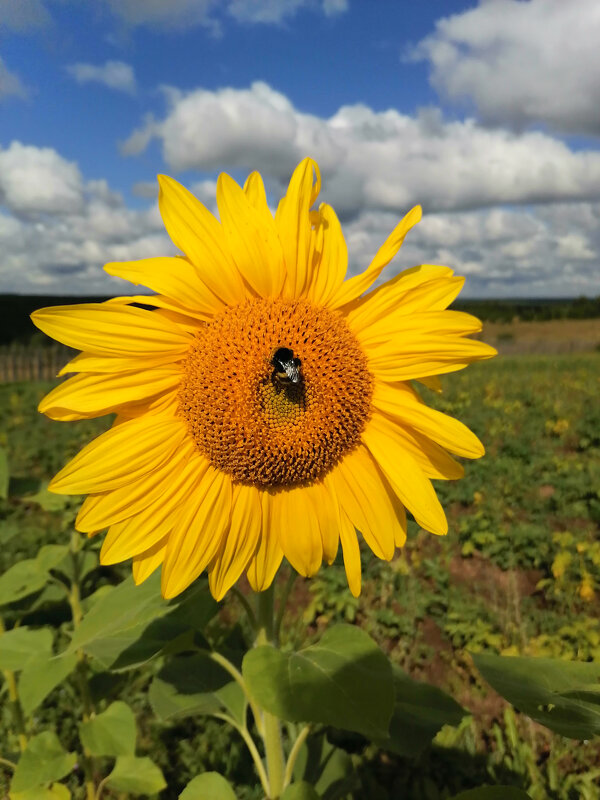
[0,322,599,798]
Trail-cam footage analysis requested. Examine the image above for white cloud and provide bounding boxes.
[412,0,600,138]
[104,0,346,29]
[122,81,600,220]
[0,57,28,100]
[66,60,137,94]
[0,0,51,31]
[0,142,171,293]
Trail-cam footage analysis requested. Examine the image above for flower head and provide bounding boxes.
[32,158,496,600]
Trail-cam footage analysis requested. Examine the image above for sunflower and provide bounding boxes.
[32,158,496,601]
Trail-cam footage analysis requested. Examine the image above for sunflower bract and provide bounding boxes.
[32,158,496,601]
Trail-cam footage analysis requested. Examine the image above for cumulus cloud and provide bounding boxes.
[104,0,346,29]
[412,0,600,138]
[0,0,51,31]
[121,81,600,220]
[0,142,170,293]
[0,57,28,100]
[1,138,599,298]
[66,60,137,94]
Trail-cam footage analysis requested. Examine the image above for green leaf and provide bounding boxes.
[19,652,78,715]
[0,559,50,606]
[68,575,217,670]
[376,666,466,757]
[281,782,321,800]
[11,732,76,793]
[105,756,166,795]
[472,652,600,739]
[26,484,70,511]
[0,521,19,544]
[0,627,53,671]
[0,448,9,499]
[36,545,70,573]
[292,733,357,797]
[450,788,532,799]
[179,773,237,800]
[11,782,71,800]
[243,624,394,738]
[149,652,244,723]
[79,701,137,757]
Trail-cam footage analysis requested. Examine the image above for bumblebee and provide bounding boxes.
[271,347,303,393]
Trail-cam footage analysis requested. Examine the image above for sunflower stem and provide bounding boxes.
[255,586,285,799]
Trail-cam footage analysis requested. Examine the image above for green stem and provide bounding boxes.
[255,586,285,799]
[67,535,97,800]
[231,587,257,630]
[0,756,17,771]
[283,725,311,789]
[209,651,264,738]
[213,713,270,797]
[0,617,27,753]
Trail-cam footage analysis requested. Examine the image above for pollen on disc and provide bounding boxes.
[178,297,373,487]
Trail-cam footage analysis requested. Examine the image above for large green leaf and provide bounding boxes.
[472,652,600,739]
[0,560,50,606]
[26,484,70,512]
[149,652,245,724]
[179,773,237,800]
[0,627,53,671]
[293,733,357,797]
[0,447,8,499]
[36,545,70,573]
[243,624,394,738]
[10,732,76,793]
[68,575,217,670]
[450,788,531,799]
[105,756,166,795]
[79,701,137,757]
[11,782,71,800]
[376,665,466,757]
[19,652,78,715]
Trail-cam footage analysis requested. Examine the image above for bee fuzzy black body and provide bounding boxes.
[271,347,303,395]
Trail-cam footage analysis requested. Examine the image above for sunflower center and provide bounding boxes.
[178,297,373,487]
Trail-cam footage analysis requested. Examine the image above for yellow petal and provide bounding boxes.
[273,485,323,577]
[50,416,187,494]
[357,310,483,347]
[243,170,268,208]
[347,268,459,330]
[247,492,283,592]
[307,203,348,307]
[132,536,168,585]
[275,157,321,298]
[31,303,191,356]
[208,483,261,601]
[415,375,443,393]
[161,467,233,599]
[373,381,484,458]
[312,479,340,564]
[362,417,448,535]
[329,205,422,308]
[339,511,361,597]
[326,446,398,561]
[39,367,181,421]
[367,336,497,381]
[158,174,246,305]
[98,452,208,563]
[104,256,222,318]
[76,438,196,533]
[59,351,179,375]
[217,172,285,297]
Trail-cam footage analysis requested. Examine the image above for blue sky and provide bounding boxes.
[1,0,600,297]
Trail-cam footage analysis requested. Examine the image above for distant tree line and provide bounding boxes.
[1,293,599,346]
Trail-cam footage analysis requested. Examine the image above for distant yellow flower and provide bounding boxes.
[32,158,495,601]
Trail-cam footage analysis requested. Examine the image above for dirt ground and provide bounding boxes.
[477,317,600,354]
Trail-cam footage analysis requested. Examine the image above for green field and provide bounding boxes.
[1,353,600,799]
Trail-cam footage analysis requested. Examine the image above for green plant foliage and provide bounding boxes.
[0,447,8,499]
[473,652,600,739]
[10,732,76,794]
[79,700,137,757]
[105,755,166,795]
[281,782,321,800]
[179,772,238,799]
[0,626,52,671]
[243,624,394,738]
[376,665,466,757]
[150,653,245,724]
[450,788,532,799]
[18,652,78,715]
